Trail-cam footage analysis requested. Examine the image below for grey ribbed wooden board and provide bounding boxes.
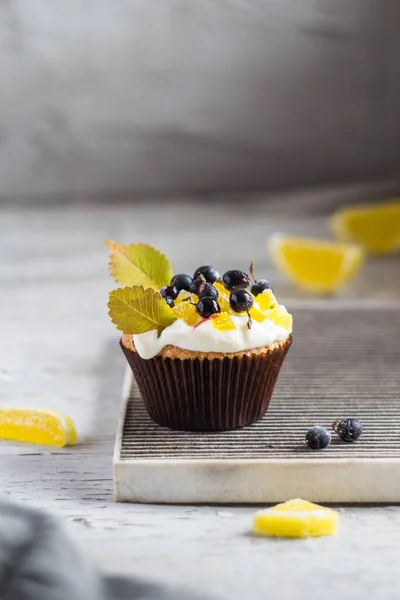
[114,305,400,504]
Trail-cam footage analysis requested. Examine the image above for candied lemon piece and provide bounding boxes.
[0,407,77,447]
[186,312,201,326]
[172,299,200,326]
[219,296,231,313]
[214,282,226,294]
[211,312,236,331]
[268,234,364,294]
[255,289,277,311]
[214,282,231,313]
[249,307,266,323]
[172,300,191,318]
[267,305,292,330]
[175,290,196,305]
[331,199,400,254]
[253,499,339,538]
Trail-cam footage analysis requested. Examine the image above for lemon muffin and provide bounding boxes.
[107,243,292,431]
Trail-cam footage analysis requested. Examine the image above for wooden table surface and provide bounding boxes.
[1,188,400,600]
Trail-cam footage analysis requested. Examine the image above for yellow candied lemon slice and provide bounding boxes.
[268,234,364,294]
[185,312,201,326]
[253,499,339,538]
[174,290,197,305]
[214,282,232,313]
[267,305,293,331]
[214,282,227,295]
[331,199,400,254]
[249,307,266,323]
[0,407,77,447]
[172,298,201,326]
[211,312,236,331]
[256,289,277,311]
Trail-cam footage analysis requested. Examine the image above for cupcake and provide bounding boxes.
[107,241,292,431]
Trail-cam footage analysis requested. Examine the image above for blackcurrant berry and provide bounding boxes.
[333,418,362,442]
[197,282,218,300]
[229,289,254,313]
[160,285,179,300]
[189,278,204,294]
[170,273,193,292]
[164,296,174,308]
[222,270,250,290]
[251,279,272,296]
[193,266,220,284]
[196,297,221,318]
[305,426,331,450]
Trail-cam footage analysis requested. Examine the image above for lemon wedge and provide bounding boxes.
[268,234,364,294]
[0,407,77,447]
[331,199,400,254]
[253,498,339,538]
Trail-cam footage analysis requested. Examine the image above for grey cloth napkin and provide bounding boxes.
[0,499,207,600]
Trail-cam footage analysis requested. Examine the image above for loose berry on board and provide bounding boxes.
[305,426,331,450]
[333,418,362,442]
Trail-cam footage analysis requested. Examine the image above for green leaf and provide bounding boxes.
[108,285,177,335]
[106,241,173,288]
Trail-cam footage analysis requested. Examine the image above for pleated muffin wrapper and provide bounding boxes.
[120,336,292,432]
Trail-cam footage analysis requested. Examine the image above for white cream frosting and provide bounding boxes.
[133,309,292,360]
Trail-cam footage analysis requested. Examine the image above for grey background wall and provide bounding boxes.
[1,0,400,199]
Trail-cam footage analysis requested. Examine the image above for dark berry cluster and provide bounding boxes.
[160,265,222,317]
[188,265,221,317]
[219,270,253,326]
[305,418,363,450]
[223,264,274,327]
[161,262,273,325]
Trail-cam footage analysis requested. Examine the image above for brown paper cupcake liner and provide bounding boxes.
[120,336,292,431]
